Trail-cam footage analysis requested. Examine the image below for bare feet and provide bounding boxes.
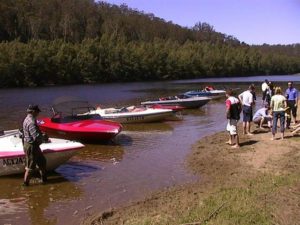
[225,141,232,145]
[246,133,254,136]
[231,144,240,148]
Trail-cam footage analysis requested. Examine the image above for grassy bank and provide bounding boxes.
[83,129,300,225]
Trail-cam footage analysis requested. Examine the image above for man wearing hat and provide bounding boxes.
[23,104,47,186]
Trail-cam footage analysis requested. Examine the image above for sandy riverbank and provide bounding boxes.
[82,125,300,225]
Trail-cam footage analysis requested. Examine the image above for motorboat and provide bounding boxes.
[147,104,184,121]
[38,96,122,142]
[39,117,122,141]
[87,106,177,124]
[184,86,226,99]
[184,90,226,98]
[0,129,84,176]
[149,104,185,111]
[141,95,211,109]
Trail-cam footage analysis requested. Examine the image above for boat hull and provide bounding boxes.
[0,132,84,176]
[39,118,122,141]
[184,90,226,99]
[141,97,211,109]
[149,105,185,111]
[89,108,175,124]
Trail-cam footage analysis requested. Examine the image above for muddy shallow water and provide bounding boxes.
[0,75,299,225]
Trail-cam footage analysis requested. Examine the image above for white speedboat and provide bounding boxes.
[0,130,84,176]
[88,106,177,124]
[141,96,211,109]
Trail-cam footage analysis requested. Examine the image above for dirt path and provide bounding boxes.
[83,126,300,225]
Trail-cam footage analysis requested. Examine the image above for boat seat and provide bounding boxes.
[104,108,119,114]
[51,114,102,123]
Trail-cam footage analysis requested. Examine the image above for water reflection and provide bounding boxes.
[76,144,125,162]
[122,121,174,132]
[0,174,82,225]
[172,74,300,83]
[55,162,100,182]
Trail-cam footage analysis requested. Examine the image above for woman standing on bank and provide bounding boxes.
[270,87,287,140]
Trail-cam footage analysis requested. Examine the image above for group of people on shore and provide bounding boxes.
[225,80,298,148]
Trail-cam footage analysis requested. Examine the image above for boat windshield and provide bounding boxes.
[52,96,96,116]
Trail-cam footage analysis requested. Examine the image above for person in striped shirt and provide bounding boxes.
[23,104,47,186]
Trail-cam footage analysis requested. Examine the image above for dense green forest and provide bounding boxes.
[0,0,299,87]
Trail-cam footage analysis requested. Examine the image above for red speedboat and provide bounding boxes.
[38,96,122,142]
[39,116,122,141]
[141,95,210,109]
[149,104,185,111]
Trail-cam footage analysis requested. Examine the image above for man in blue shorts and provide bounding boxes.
[238,85,255,135]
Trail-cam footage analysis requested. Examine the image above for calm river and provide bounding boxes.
[0,75,299,225]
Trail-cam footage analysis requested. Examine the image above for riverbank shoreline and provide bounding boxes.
[82,125,300,225]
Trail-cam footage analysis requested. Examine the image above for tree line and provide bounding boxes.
[0,0,299,87]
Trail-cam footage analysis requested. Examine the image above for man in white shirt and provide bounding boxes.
[261,79,269,105]
[261,79,269,92]
[238,84,255,135]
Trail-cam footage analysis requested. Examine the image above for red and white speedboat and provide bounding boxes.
[0,130,84,176]
[38,96,122,142]
[149,104,185,111]
[39,116,122,141]
[87,106,177,124]
[141,95,211,109]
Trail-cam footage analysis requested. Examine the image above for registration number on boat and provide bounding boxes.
[2,157,25,166]
[126,116,144,121]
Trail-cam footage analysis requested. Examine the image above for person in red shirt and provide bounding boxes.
[225,89,241,148]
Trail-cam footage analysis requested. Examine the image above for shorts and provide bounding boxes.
[226,119,238,135]
[242,105,253,122]
[253,117,261,124]
[24,142,46,171]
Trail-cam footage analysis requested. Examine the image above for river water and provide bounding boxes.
[0,74,299,225]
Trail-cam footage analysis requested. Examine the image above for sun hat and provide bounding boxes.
[27,104,41,113]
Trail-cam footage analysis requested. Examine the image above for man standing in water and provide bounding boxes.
[285,81,298,128]
[239,85,255,135]
[225,89,241,148]
[23,105,47,186]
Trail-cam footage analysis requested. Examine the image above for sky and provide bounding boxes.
[103,0,300,45]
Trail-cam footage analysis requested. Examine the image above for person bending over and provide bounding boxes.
[253,104,272,129]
